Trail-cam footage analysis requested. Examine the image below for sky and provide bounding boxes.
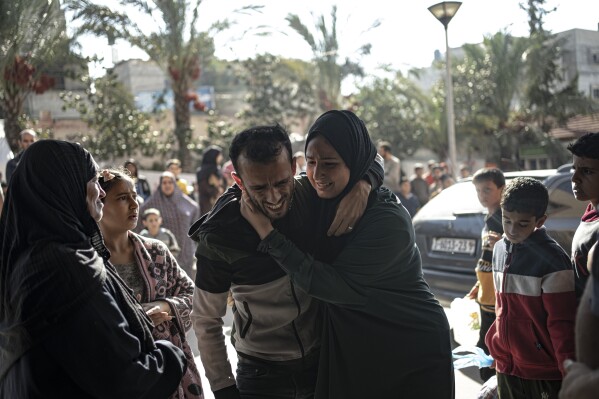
[76,0,599,92]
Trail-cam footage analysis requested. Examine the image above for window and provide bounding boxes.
[593,88,599,99]
[529,159,538,170]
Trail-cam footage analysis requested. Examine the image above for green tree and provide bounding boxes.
[238,54,318,128]
[497,0,595,168]
[444,2,596,169]
[61,71,167,161]
[522,0,594,130]
[445,31,528,163]
[355,71,437,158]
[68,0,258,170]
[286,6,378,110]
[0,0,72,152]
[202,111,237,159]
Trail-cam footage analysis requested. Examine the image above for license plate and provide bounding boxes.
[431,237,476,255]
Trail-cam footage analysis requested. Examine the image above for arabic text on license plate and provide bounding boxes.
[431,238,476,255]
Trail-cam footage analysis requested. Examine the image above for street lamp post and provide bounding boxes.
[428,1,461,177]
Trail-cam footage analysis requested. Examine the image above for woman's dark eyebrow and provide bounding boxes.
[306,155,338,160]
[114,191,136,196]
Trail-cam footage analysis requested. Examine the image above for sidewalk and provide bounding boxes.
[189,306,484,399]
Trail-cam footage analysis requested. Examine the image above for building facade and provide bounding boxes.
[558,28,599,100]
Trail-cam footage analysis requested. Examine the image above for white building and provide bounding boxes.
[557,28,599,100]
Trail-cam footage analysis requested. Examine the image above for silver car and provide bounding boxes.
[412,167,586,305]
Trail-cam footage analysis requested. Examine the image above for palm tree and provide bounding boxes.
[0,0,68,151]
[444,30,530,164]
[69,0,256,169]
[286,6,378,111]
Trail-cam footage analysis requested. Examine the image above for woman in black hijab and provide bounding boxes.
[195,145,224,215]
[0,140,186,398]
[241,110,454,399]
[124,158,152,201]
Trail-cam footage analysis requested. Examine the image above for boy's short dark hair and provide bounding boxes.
[472,167,505,188]
[501,177,548,219]
[440,174,452,183]
[142,208,161,221]
[567,132,599,160]
[229,124,292,178]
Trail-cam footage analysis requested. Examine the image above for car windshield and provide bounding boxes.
[414,182,484,219]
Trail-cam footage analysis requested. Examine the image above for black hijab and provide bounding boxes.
[197,145,223,182]
[305,110,378,261]
[0,140,153,380]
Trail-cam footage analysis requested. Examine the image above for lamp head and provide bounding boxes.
[428,1,462,28]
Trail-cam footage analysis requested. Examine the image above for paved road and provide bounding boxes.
[188,306,484,399]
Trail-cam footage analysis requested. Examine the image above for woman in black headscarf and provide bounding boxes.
[0,140,186,398]
[195,145,224,215]
[241,110,454,399]
[124,158,152,201]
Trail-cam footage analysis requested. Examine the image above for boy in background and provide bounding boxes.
[397,177,420,217]
[486,177,576,399]
[140,208,181,257]
[567,132,599,300]
[410,163,429,206]
[468,168,505,382]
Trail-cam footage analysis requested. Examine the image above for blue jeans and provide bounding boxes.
[235,353,318,399]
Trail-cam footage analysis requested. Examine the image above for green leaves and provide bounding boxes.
[1,0,75,151]
[61,71,167,160]
[355,72,436,158]
[286,6,378,111]
[237,54,318,128]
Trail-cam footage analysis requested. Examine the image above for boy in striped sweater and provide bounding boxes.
[486,177,576,399]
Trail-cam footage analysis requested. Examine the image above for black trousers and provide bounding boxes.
[235,353,318,399]
[497,372,561,399]
[477,307,496,382]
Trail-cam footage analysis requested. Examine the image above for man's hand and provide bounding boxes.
[328,180,370,237]
[560,359,599,399]
[486,231,502,249]
[239,191,274,240]
[467,284,479,300]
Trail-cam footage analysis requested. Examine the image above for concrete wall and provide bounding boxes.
[113,59,167,93]
[558,29,599,98]
[24,90,84,121]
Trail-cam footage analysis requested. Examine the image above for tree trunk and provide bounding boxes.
[1,83,26,153]
[173,88,192,171]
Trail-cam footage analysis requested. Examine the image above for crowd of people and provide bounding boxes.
[374,141,465,218]
[0,114,598,399]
